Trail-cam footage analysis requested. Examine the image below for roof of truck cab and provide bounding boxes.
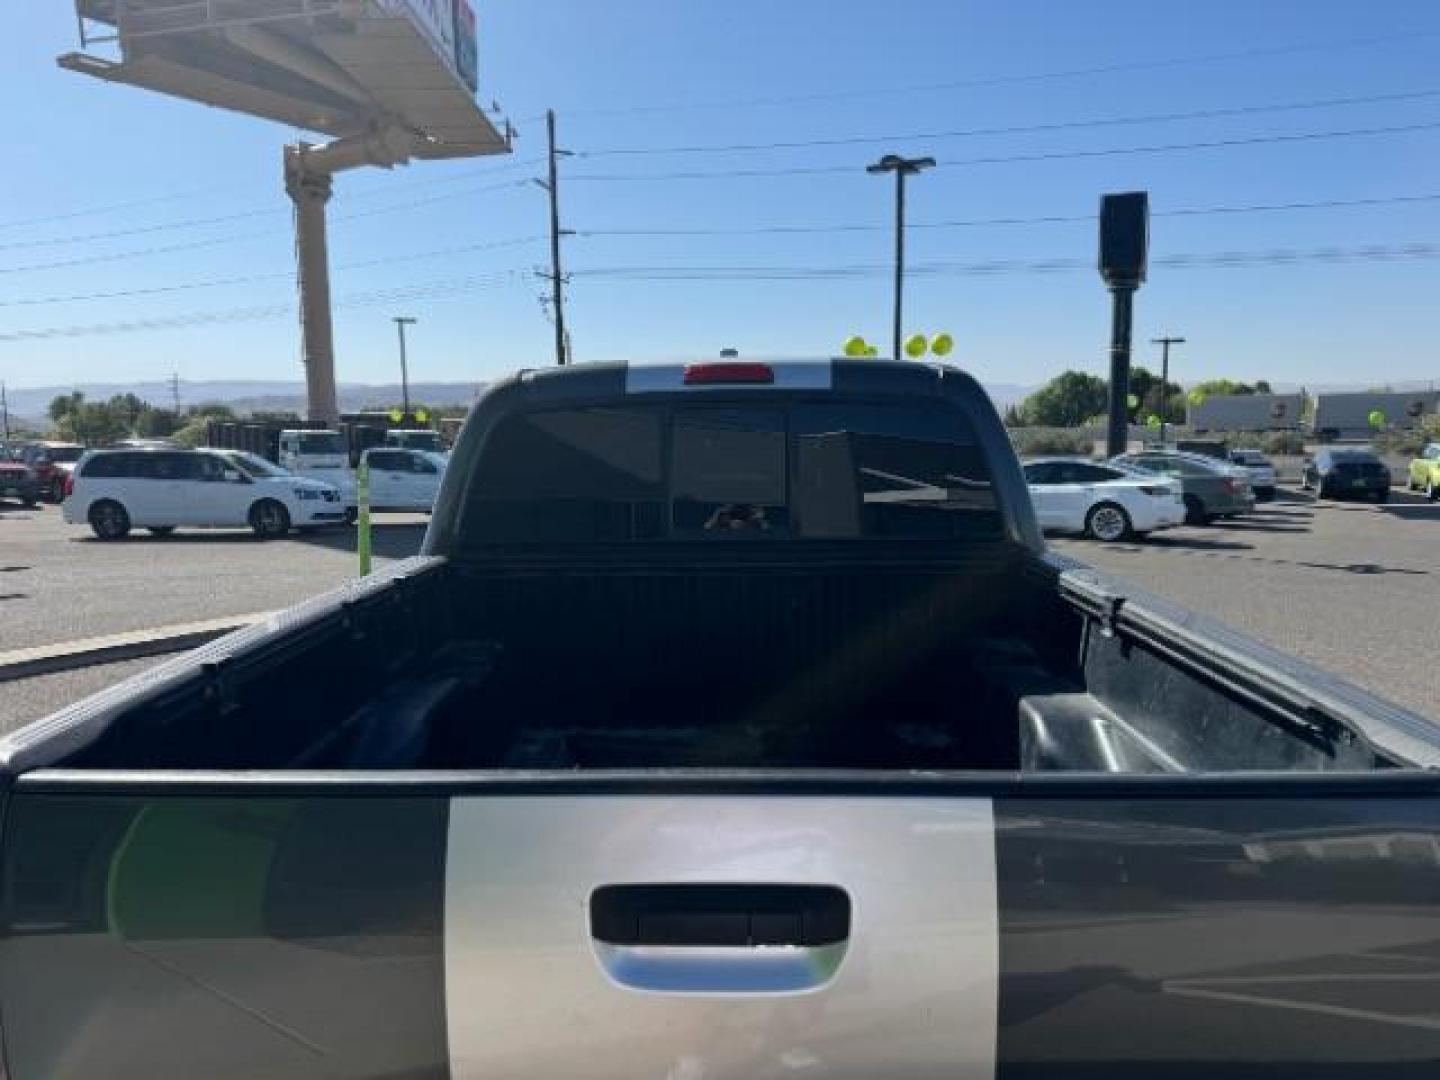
[511,357,973,397]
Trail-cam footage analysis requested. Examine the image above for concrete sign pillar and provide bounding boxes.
[285,144,339,426]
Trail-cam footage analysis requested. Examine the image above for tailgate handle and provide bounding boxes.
[589,884,851,995]
[590,884,849,947]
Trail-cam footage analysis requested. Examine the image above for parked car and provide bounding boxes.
[1302,448,1392,502]
[385,428,447,454]
[17,441,84,502]
[1408,442,1440,500]
[360,446,446,512]
[212,447,358,524]
[1228,449,1278,501]
[8,359,1440,1080]
[1111,450,1255,523]
[1022,457,1184,541]
[62,447,348,540]
[0,456,40,508]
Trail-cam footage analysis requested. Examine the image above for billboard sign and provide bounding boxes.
[383,0,459,83]
[453,0,479,92]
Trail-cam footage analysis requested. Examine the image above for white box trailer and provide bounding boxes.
[1188,393,1304,432]
[1313,391,1439,440]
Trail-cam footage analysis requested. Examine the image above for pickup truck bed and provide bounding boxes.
[3,359,1437,1079]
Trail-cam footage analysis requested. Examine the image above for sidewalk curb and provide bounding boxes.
[0,613,272,684]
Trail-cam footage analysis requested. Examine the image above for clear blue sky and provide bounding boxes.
[2,0,1438,394]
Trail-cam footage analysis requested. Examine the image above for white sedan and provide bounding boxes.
[1023,458,1185,542]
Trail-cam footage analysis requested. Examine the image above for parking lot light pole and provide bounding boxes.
[867,154,935,362]
[1152,336,1185,446]
[393,316,417,419]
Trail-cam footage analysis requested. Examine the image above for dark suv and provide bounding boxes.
[1302,449,1391,502]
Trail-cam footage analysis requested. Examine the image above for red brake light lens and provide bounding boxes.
[683,363,775,386]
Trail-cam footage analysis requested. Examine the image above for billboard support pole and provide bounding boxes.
[286,144,339,427]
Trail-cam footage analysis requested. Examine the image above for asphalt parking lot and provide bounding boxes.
[1,503,428,731]
[0,502,426,652]
[1051,486,1439,718]
[3,486,1437,731]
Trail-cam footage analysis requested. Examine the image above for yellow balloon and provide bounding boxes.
[387,408,404,423]
[931,333,954,357]
[414,408,430,424]
[864,345,879,357]
[905,333,928,358]
[843,336,868,357]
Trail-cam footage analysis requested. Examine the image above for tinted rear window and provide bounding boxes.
[81,452,142,478]
[464,400,997,543]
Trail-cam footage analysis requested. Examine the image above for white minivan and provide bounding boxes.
[64,448,348,540]
[359,447,446,512]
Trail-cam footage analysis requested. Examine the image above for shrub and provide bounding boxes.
[1261,431,1307,455]
[1371,416,1440,458]
[1009,428,1094,457]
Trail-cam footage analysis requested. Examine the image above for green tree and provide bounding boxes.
[1014,371,1109,428]
[135,407,181,438]
[1128,365,1184,424]
[1189,378,1269,399]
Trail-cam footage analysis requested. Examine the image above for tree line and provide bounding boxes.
[1005,370,1274,429]
[44,392,467,446]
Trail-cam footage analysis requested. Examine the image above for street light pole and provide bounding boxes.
[1151,335,1185,446]
[866,154,935,361]
[393,316,417,418]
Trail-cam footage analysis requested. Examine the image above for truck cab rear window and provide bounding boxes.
[465,400,996,542]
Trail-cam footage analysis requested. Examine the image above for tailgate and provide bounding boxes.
[3,775,1439,1078]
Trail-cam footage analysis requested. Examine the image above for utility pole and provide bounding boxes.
[539,110,573,366]
[1151,336,1185,446]
[393,316,417,417]
[866,154,935,362]
[169,372,181,416]
[1,381,9,443]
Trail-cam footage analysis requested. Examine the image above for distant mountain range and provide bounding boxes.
[2,380,490,426]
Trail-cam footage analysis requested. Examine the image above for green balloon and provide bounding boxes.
[1368,409,1387,429]
[1145,414,1162,429]
[1127,394,1140,409]
[864,345,879,357]
[1188,389,1207,407]
[905,333,929,359]
[931,333,954,357]
[843,336,868,358]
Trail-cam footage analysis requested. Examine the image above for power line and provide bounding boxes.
[2,240,1432,341]
[580,192,1440,238]
[569,119,1440,182]
[0,173,537,252]
[567,241,1440,281]
[0,157,539,244]
[0,273,523,342]
[580,87,1440,157]
[8,189,1439,306]
[0,181,538,274]
[553,29,1440,118]
[0,208,284,252]
[0,235,546,307]
[0,184,248,234]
